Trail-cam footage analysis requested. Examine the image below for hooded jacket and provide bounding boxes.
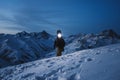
[54,37,65,49]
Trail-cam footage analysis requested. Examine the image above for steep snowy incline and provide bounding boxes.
[0,43,120,80]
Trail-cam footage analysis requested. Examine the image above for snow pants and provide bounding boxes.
[56,47,63,56]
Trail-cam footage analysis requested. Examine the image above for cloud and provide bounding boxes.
[0,0,70,34]
[0,8,62,34]
[0,0,120,35]
[12,8,65,31]
[0,9,30,33]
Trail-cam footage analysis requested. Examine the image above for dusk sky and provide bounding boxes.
[0,0,120,36]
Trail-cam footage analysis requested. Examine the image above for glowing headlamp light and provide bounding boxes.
[57,33,62,38]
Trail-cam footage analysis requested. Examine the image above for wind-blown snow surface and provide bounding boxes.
[0,43,120,80]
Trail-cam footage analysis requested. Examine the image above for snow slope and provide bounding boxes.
[0,43,120,80]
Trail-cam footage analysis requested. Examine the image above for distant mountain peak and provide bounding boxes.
[16,30,51,39]
[40,30,50,39]
[100,29,119,38]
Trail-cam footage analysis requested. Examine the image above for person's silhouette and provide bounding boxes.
[54,30,65,56]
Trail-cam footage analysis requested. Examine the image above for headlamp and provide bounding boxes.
[57,33,62,38]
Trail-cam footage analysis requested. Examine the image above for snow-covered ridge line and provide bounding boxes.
[0,43,120,80]
[0,29,120,68]
[0,30,55,68]
[64,29,120,54]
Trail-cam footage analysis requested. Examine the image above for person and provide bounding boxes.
[54,30,65,56]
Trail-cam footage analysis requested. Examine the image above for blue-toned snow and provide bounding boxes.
[0,43,120,80]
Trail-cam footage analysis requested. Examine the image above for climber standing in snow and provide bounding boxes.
[54,30,65,56]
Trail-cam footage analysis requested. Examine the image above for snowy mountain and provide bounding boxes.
[0,43,120,80]
[64,29,120,54]
[0,31,54,68]
[0,29,120,68]
[47,29,120,57]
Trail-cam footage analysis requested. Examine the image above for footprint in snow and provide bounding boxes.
[95,52,101,55]
[48,65,52,68]
[79,60,83,63]
[67,55,72,57]
[50,62,55,65]
[85,58,93,62]
[45,60,50,62]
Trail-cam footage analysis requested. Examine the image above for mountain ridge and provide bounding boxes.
[0,29,120,68]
